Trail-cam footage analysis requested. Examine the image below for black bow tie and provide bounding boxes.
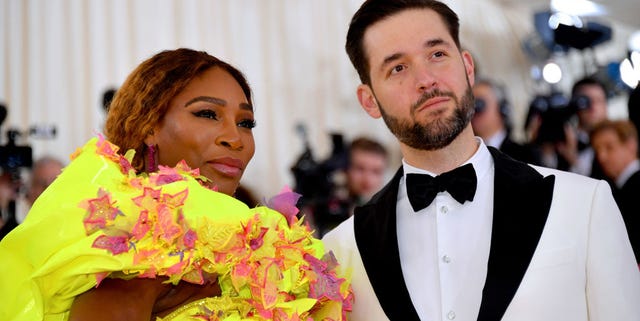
[406,163,477,212]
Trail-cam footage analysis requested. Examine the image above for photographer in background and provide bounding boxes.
[525,92,575,170]
[0,102,59,239]
[291,132,349,237]
[525,77,609,177]
[472,78,540,164]
[291,133,389,237]
[564,77,609,178]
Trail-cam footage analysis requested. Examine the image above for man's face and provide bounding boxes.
[592,129,637,180]
[472,83,504,140]
[575,84,608,130]
[346,149,387,199]
[356,8,475,151]
[26,161,63,205]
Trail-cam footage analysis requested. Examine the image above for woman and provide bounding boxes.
[0,49,352,321]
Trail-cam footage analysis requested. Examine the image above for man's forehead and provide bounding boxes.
[363,9,452,62]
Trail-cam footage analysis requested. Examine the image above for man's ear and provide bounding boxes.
[357,84,382,119]
[461,50,476,87]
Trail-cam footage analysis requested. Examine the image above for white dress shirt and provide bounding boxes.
[397,138,494,321]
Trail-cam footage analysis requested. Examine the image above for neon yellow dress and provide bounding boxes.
[0,137,353,321]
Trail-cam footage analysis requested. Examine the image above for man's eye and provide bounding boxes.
[194,110,218,120]
[238,119,256,129]
[433,51,445,58]
[391,65,405,74]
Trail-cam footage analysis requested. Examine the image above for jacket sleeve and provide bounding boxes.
[586,180,640,320]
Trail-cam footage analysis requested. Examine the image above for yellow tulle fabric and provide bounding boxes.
[0,137,352,321]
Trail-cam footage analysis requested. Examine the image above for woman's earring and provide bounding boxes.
[147,144,158,172]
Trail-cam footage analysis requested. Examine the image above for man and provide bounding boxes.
[590,119,639,262]
[322,1,640,320]
[471,78,539,164]
[312,136,389,237]
[565,77,609,178]
[346,136,389,206]
[15,156,65,223]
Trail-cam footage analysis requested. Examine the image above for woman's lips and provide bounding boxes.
[208,158,244,177]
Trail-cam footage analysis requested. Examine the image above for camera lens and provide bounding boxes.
[474,98,486,114]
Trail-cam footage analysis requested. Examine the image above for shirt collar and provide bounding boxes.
[401,137,493,184]
[485,129,507,149]
[616,159,640,188]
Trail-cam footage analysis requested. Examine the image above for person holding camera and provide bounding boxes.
[471,78,540,165]
[562,77,608,179]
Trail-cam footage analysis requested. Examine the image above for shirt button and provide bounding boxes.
[447,310,456,320]
[440,205,448,214]
[442,255,451,263]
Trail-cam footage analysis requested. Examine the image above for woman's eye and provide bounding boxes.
[193,110,218,120]
[238,119,257,129]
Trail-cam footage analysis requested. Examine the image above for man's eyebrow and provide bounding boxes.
[380,53,403,72]
[379,38,449,72]
[424,38,446,48]
[185,96,226,107]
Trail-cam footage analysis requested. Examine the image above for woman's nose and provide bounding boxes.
[215,122,243,150]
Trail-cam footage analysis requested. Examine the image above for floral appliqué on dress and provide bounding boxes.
[79,136,353,321]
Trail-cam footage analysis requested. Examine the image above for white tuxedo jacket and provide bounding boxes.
[323,148,640,321]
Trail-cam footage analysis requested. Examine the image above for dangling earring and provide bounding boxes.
[147,144,158,172]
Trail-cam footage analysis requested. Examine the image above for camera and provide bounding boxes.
[0,129,33,174]
[291,124,350,235]
[527,92,590,144]
[0,103,57,179]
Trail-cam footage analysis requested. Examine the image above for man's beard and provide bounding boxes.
[378,86,475,151]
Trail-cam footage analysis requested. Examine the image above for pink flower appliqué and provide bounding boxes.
[81,189,122,234]
[304,252,345,302]
[92,235,129,255]
[264,186,302,227]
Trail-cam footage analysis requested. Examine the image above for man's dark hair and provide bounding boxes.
[349,137,389,161]
[571,76,608,99]
[346,0,461,85]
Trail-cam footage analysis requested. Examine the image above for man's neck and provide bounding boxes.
[401,126,479,174]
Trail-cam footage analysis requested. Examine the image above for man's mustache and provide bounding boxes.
[411,89,456,113]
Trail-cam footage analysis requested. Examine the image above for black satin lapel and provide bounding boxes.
[477,148,555,321]
[354,168,421,321]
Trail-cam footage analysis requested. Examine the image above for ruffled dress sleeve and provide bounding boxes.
[0,137,353,321]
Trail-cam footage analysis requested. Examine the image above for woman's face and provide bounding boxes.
[149,67,255,195]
